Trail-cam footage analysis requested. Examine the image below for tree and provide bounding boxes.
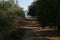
[0,0,25,40]
[28,0,60,31]
[0,0,25,28]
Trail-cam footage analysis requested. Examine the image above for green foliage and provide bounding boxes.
[0,0,25,27]
[0,0,25,40]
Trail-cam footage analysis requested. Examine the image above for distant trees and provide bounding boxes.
[28,0,60,32]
